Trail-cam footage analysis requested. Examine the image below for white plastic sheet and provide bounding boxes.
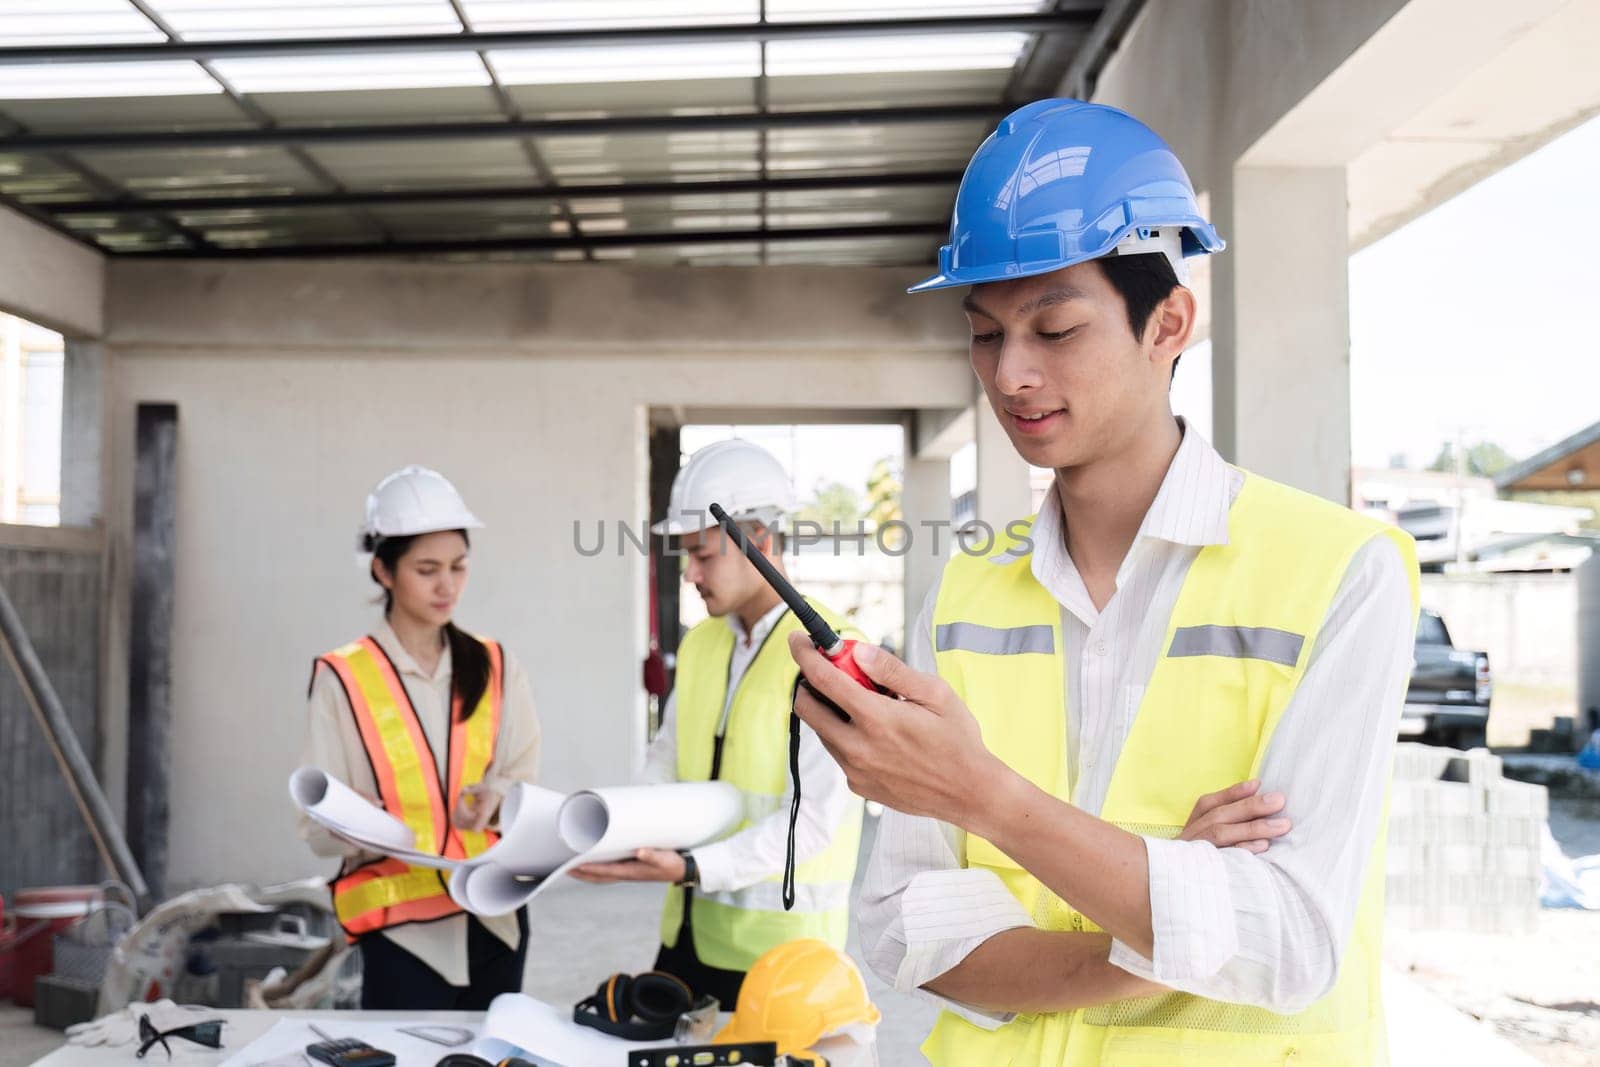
[1540,823,1600,909]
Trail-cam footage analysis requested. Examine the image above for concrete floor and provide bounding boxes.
[1388,797,1600,1067]
[8,810,1597,1066]
[0,1003,65,1067]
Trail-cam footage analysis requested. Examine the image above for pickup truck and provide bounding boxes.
[1401,608,1492,749]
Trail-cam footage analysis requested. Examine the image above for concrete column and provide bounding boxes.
[1212,166,1351,503]
[0,317,20,522]
[974,394,1032,531]
[61,340,105,528]
[900,432,951,656]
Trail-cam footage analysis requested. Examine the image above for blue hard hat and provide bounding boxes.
[910,98,1224,293]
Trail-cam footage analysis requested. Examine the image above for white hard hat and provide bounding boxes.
[653,440,795,537]
[358,465,483,551]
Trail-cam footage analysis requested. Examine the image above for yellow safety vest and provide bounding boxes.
[660,602,866,972]
[317,635,503,942]
[924,472,1419,1066]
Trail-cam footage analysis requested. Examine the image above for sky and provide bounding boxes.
[1349,112,1600,469]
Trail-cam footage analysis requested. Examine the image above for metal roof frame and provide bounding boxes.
[0,1,1135,260]
[0,11,1100,66]
[43,168,968,216]
[113,220,948,258]
[0,103,1005,155]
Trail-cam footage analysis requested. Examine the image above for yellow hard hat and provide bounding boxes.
[713,940,880,1058]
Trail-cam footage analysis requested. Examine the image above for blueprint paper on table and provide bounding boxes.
[476,993,658,1064]
[289,769,741,915]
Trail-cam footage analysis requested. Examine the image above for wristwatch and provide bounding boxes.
[677,850,700,887]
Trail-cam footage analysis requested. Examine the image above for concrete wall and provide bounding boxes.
[0,206,103,339]
[1421,573,1576,690]
[100,259,971,891]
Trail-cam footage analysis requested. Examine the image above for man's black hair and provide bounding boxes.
[1096,251,1184,380]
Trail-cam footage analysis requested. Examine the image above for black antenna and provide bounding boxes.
[708,502,842,653]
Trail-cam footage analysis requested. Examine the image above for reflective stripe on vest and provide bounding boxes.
[924,472,1419,1067]
[447,639,504,858]
[321,635,504,941]
[1168,624,1304,667]
[936,621,1056,656]
[659,601,864,973]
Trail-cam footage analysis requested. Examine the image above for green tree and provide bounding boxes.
[798,481,864,528]
[865,455,903,529]
[1428,440,1516,478]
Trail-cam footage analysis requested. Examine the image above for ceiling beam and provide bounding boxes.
[1057,0,1144,100]
[42,169,965,216]
[0,103,1002,155]
[1003,0,1097,103]
[0,11,1102,65]
[111,221,948,258]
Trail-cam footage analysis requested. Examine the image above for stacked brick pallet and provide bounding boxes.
[1386,742,1547,934]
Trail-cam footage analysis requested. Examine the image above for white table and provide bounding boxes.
[32,1008,875,1067]
[32,1011,480,1067]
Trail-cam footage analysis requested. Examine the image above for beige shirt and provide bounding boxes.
[299,618,541,986]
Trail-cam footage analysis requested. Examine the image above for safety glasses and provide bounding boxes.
[136,1014,226,1059]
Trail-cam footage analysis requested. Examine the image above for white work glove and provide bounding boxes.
[65,1000,211,1047]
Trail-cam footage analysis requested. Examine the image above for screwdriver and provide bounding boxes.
[708,502,889,719]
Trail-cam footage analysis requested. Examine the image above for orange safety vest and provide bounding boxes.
[315,634,503,941]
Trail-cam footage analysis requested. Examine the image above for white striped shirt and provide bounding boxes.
[858,421,1415,1024]
[644,601,857,896]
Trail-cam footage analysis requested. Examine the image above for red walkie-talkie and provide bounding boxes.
[707,501,890,913]
[707,502,887,719]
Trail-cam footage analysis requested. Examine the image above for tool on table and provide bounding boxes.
[628,1043,778,1067]
[707,502,891,722]
[674,995,719,1044]
[136,1014,226,1059]
[441,1043,560,1067]
[304,1036,396,1067]
[435,1052,550,1067]
[399,1026,475,1049]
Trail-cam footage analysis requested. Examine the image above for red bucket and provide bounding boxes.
[8,887,101,1007]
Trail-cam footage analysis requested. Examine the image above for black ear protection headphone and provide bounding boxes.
[573,971,695,1041]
